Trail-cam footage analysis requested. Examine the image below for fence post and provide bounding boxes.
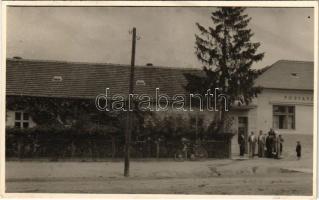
[228,138,232,158]
[156,141,160,159]
[111,136,116,159]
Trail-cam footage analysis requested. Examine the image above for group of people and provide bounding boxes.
[238,128,285,159]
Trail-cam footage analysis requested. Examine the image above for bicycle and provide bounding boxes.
[174,141,208,161]
[190,143,208,161]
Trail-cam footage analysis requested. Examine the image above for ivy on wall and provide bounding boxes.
[6,95,234,141]
[6,96,233,159]
[6,95,121,133]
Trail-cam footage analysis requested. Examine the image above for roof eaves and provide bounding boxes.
[260,87,314,92]
[6,58,201,71]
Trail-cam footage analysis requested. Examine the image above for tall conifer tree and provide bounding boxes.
[185,7,264,132]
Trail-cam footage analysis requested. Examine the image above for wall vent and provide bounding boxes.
[146,63,153,66]
[52,76,63,82]
[291,73,299,78]
[136,80,145,86]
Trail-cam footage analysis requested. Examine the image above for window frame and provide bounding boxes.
[14,111,31,129]
[272,105,295,130]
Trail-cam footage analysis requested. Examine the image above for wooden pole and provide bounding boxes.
[124,27,136,177]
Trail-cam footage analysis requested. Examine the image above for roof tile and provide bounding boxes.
[255,60,314,90]
[6,59,202,99]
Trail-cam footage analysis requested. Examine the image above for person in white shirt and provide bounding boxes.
[248,132,257,158]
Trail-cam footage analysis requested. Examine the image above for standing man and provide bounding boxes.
[265,132,271,158]
[268,128,276,158]
[258,130,265,157]
[278,134,284,158]
[274,134,280,159]
[238,133,245,156]
[248,132,257,158]
[296,141,302,160]
[271,131,277,158]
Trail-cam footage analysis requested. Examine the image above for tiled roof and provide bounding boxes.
[6,59,314,100]
[255,60,314,90]
[6,58,203,99]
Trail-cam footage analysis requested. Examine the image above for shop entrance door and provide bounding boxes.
[238,117,248,154]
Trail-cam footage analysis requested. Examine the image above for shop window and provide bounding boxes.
[14,111,30,129]
[273,105,295,130]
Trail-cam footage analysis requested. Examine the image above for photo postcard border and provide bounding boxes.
[0,1,318,199]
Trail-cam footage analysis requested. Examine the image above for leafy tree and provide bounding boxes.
[185,7,264,133]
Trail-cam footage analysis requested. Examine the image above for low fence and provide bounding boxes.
[6,128,231,159]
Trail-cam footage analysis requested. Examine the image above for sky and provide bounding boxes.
[7,6,314,69]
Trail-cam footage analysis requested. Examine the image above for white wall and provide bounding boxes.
[255,89,313,135]
[295,105,313,135]
[230,88,314,156]
[6,111,15,127]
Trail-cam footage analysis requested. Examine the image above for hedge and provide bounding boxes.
[6,127,231,159]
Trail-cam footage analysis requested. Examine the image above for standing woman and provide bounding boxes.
[278,135,284,157]
[258,130,265,157]
[274,134,281,159]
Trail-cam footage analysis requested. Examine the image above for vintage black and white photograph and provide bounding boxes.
[2,1,317,197]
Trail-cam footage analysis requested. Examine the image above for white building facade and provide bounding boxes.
[231,60,314,155]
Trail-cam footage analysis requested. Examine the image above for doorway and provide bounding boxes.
[238,116,248,153]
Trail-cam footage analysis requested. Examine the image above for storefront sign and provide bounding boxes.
[283,95,313,102]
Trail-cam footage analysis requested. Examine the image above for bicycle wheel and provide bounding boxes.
[194,146,208,160]
[174,149,186,161]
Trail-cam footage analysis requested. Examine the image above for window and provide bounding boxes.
[15,112,21,120]
[14,111,30,129]
[273,105,295,129]
[23,113,29,120]
[52,76,63,82]
[136,80,146,86]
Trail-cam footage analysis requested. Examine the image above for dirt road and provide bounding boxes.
[5,157,313,195]
[6,173,312,195]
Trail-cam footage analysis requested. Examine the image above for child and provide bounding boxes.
[296,141,301,160]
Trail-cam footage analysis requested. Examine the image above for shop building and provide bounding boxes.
[231,60,314,155]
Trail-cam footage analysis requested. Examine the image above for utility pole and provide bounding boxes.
[124,27,136,177]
